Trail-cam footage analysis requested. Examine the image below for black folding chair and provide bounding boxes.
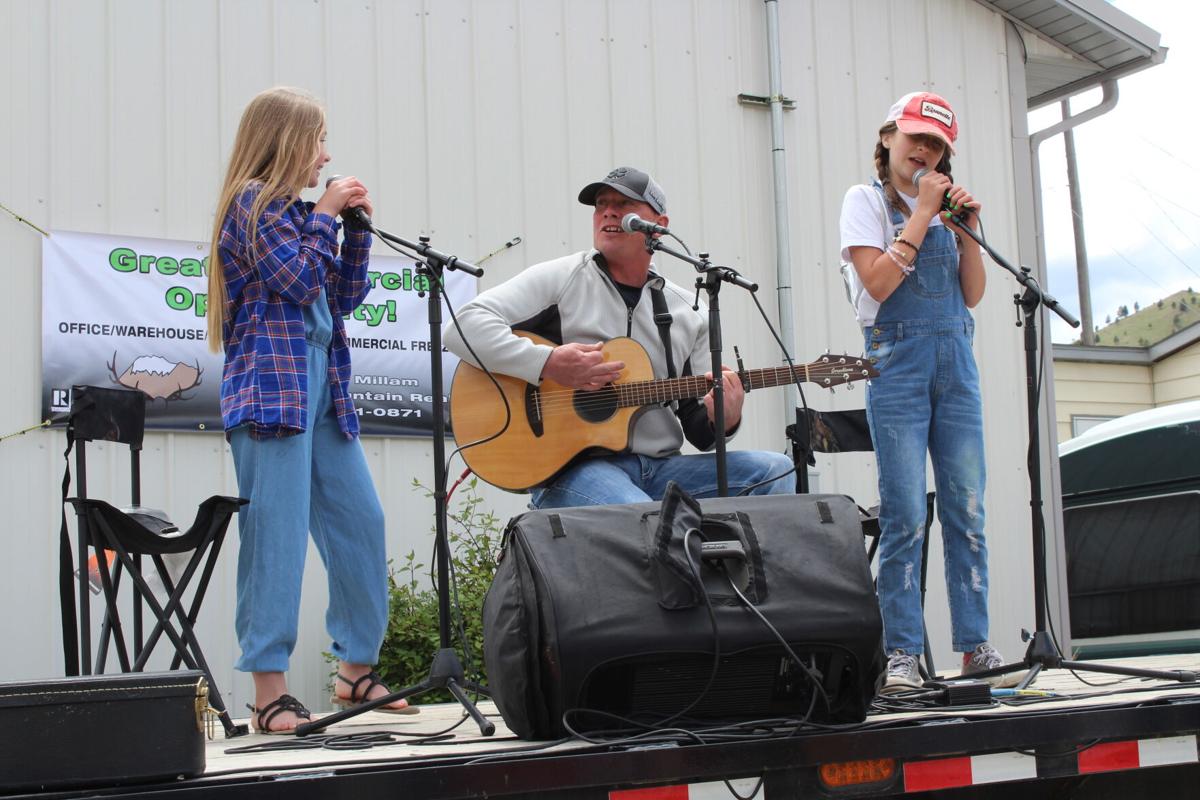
[788,407,938,679]
[59,385,248,737]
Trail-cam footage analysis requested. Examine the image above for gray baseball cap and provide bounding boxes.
[577,166,666,214]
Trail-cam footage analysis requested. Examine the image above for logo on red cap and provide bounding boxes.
[919,99,953,129]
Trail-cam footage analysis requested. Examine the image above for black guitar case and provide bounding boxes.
[483,486,884,739]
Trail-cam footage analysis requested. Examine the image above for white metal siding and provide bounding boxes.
[2,0,1039,712]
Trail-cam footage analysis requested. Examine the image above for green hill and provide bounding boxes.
[1086,289,1200,347]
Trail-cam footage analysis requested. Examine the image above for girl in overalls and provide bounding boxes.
[840,92,1019,692]
[207,87,416,732]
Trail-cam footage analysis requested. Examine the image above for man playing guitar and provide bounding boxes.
[442,166,796,507]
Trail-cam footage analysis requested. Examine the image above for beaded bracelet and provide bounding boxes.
[886,245,915,275]
[892,235,919,255]
[887,243,915,266]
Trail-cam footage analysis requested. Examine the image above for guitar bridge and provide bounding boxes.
[525,383,544,437]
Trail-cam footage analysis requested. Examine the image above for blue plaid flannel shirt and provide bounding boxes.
[217,183,372,438]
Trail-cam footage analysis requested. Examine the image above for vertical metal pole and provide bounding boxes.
[424,259,452,648]
[132,448,143,658]
[1062,99,1095,345]
[764,0,797,420]
[76,441,91,674]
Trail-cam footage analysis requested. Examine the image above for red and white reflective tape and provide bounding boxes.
[904,734,1199,792]
[610,777,761,800]
[904,751,1037,792]
[1078,735,1198,774]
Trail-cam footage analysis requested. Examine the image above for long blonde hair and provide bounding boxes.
[206,87,326,350]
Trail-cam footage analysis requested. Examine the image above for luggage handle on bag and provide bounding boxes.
[650,482,706,609]
[650,482,759,609]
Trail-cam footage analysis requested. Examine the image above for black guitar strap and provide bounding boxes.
[649,286,677,381]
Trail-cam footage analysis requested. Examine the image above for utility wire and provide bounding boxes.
[1127,176,1200,256]
[1057,203,1170,293]
[1138,134,1200,177]
[1127,214,1200,280]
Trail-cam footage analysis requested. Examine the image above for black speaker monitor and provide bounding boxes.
[483,489,884,739]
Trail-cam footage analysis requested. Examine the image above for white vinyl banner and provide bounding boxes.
[41,230,476,435]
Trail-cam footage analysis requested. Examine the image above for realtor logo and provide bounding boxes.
[50,387,71,412]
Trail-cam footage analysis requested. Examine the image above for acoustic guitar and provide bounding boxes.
[449,331,877,491]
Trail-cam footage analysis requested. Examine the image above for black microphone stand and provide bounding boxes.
[297,227,495,737]
[946,213,1195,688]
[643,235,758,497]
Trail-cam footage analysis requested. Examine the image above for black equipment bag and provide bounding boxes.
[483,488,884,740]
[0,670,207,790]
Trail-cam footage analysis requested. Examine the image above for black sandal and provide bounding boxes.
[246,693,311,734]
[330,671,419,715]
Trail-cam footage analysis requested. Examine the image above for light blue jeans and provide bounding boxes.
[229,339,387,673]
[865,317,988,655]
[530,450,796,509]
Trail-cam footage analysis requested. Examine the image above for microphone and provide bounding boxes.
[621,213,670,236]
[324,174,373,231]
[912,168,958,217]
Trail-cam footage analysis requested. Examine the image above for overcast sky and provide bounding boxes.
[1030,0,1200,343]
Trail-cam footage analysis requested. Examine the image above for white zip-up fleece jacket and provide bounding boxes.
[443,249,733,457]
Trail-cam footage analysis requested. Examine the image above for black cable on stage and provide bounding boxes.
[720,570,831,714]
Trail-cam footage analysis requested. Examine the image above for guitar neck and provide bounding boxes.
[614,360,852,408]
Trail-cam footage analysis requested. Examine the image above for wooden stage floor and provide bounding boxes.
[198,652,1200,781]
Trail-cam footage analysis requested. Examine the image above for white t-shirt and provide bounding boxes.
[839,183,944,327]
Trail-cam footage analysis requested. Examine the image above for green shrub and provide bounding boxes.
[375,478,504,702]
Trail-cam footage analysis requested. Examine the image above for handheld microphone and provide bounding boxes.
[912,168,960,217]
[621,213,670,236]
[324,174,373,231]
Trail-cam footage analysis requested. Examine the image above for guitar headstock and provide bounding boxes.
[807,354,879,388]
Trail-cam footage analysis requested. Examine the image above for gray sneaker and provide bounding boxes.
[880,650,922,693]
[961,643,1028,688]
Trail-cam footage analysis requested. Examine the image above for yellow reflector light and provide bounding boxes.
[818,758,897,788]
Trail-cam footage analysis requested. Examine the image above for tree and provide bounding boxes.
[1134,301,1140,312]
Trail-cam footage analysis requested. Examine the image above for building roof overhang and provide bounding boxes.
[974,0,1166,108]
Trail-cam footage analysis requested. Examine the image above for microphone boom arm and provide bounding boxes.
[644,236,758,292]
[373,227,484,277]
[949,215,1078,327]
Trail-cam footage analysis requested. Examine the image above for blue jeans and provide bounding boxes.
[530,450,796,509]
[865,318,987,655]
[229,340,387,673]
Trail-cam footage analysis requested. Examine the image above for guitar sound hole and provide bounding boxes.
[575,385,619,423]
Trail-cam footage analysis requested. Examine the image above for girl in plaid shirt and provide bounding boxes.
[207,87,415,733]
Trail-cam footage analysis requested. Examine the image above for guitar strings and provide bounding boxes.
[514,362,854,418]
[527,367,837,414]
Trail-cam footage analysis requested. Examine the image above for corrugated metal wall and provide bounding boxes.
[1,0,1040,712]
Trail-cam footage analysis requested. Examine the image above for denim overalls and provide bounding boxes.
[229,289,388,673]
[864,181,988,656]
